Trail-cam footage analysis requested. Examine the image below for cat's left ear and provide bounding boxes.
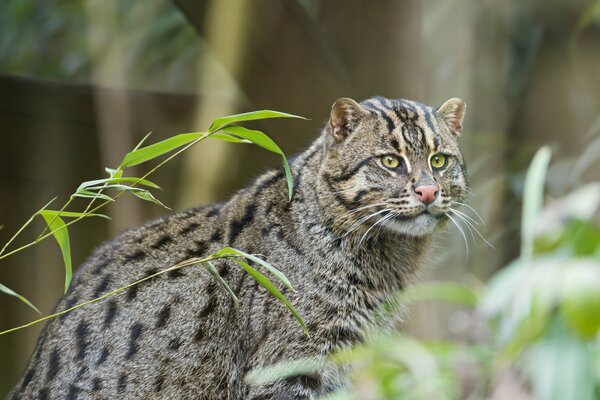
[437,98,466,136]
[330,98,367,142]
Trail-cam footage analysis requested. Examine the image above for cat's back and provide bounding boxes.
[11,203,241,399]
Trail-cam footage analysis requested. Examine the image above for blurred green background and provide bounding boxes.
[1,0,599,397]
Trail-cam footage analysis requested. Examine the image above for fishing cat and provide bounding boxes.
[11,96,468,399]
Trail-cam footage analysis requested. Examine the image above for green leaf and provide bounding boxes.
[524,318,596,400]
[77,177,160,192]
[521,147,552,260]
[40,210,110,219]
[0,282,40,314]
[560,260,600,339]
[400,281,480,307]
[39,212,72,293]
[133,132,153,151]
[220,125,294,200]
[212,247,294,291]
[104,167,123,178]
[208,110,306,133]
[72,190,114,202]
[231,258,306,333]
[119,132,203,167]
[202,261,239,306]
[208,132,252,144]
[130,189,170,209]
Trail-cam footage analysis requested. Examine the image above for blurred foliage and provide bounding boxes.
[0,0,201,92]
[250,147,600,399]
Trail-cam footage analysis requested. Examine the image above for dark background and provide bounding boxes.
[1,0,599,395]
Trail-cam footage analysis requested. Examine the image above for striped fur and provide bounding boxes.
[11,96,467,399]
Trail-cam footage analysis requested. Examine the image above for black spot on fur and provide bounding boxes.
[125,323,143,360]
[155,304,171,329]
[91,259,110,275]
[217,263,230,277]
[260,227,270,237]
[124,250,146,263]
[155,374,165,392]
[92,377,102,392]
[117,373,127,393]
[96,346,109,365]
[60,297,79,321]
[167,268,185,279]
[199,296,217,318]
[20,368,35,390]
[66,385,79,400]
[209,230,221,243]
[47,348,60,381]
[75,321,90,361]
[194,326,204,342]
[104,300,118,328]
[38,387,49,400]
[179,222,200,235]
[151,234,173,250]
[93,275,111,298]
[126,284,139,301]
[168,337,182,351]
[228,202,257,243]
[185,240,208,258]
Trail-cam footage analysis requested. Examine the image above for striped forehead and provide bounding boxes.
[362,97,441,155]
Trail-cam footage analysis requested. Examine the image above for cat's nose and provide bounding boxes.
[414,185,439,204]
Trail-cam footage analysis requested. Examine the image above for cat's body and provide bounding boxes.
[11,96,467,399]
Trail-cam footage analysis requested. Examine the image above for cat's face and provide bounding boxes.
[318,96,468,238]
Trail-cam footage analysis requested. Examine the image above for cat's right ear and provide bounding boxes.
[329,98,366,142]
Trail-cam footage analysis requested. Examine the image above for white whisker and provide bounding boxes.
[446,213,469,261]
[452,201,485,225]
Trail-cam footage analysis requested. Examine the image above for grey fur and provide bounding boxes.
[10,96,467,399]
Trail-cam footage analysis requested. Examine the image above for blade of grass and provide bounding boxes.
[39,212,72,293]
[208,110,306,133]
[220,125,294,200]
[119,132,204,168]
[231,258,306,333]
[0,283,40,314]
[521,147,552,261]
[212,247,294,291]
[202,261,239,306]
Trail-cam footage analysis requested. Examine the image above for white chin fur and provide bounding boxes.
[384,214,438,237]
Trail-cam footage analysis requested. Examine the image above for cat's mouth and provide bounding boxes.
[384,209,446,236]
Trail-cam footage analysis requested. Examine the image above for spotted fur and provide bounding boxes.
[11,96,467,399]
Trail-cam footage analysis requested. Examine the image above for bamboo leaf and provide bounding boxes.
[40,210,110,219]
[220,125,294,200]
[39,212,72,293]
[521,147,552,260]
[133,132,153,151]
[232,258,306,333]
[72,190,114,202]
[212,247,294,291]
[202,261,239,306]
[209,132,252,144]
[104,167,123,178]
[77,177,160,192]
[130,189,170,209]
[208,110,306,133]
[119,132,203,167]
[0,282,40,314]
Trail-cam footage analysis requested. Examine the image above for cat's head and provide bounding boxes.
[317,96,468,238]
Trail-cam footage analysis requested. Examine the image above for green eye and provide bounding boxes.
[382,155,400,169]
[430,154,447,170]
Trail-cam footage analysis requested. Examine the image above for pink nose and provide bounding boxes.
[414,185,439,204]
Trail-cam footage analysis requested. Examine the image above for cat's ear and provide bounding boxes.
[329,98,367,142]
[437,98,466,136]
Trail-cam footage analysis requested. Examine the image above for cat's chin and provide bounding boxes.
[384,213,440,237]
